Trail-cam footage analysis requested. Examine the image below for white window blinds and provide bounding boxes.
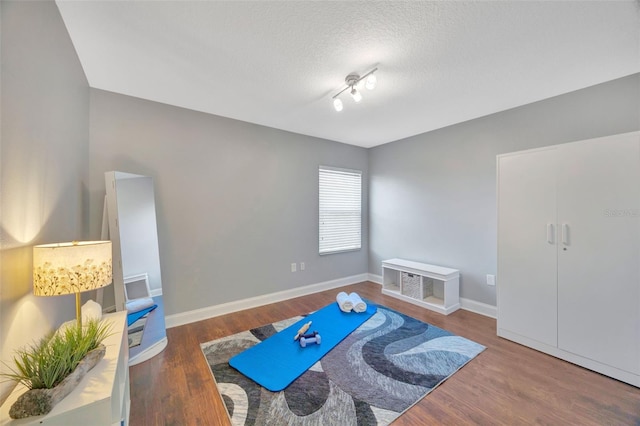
[319,166,362,255]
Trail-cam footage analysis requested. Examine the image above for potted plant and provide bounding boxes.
[1,318,112,419]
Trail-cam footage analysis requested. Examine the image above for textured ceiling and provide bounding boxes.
[56,1,640,148]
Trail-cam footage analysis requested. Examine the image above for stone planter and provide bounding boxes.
[8,344,106,419]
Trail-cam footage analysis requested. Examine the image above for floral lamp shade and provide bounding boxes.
[33,241,112,326]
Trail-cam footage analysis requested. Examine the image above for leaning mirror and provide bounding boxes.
[104,171,167,365]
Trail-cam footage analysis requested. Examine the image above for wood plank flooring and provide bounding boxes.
[129,282,640,425]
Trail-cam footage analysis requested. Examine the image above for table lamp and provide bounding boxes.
[33,241,112,327]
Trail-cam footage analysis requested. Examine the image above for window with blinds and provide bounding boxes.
[319,166,362,255]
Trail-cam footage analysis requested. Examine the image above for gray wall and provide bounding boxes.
[89,90,369,316]
[0,1,89,404]
[369,73,640,307]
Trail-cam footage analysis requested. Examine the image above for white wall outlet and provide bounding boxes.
[300,262,305,271]
[291,263,297,272]
[486,274,496,286]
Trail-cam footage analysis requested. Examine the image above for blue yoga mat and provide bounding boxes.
[229,301,377,391]
[127,304,157,326]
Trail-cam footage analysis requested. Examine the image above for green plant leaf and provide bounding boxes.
[0,318,113,390]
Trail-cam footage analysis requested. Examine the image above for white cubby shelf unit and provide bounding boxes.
[381,258,460,315]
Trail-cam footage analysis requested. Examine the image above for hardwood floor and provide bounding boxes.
[129,282,640,425]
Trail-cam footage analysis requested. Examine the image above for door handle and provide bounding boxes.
[562,223,569,245]
[547,224,554,244]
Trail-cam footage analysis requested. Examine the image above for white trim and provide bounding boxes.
[368,273,382,285]
[150,288,163,297]
[165,273,369,328]
[460,297,497,318]
[318,165,362,175]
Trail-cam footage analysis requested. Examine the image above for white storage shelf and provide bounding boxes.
[381,258,460,315]
[0,311,130,426]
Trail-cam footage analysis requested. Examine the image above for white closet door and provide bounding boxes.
[498,148,558,346]
[557,133,640,374]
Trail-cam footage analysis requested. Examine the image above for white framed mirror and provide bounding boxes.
[104,171,167,365]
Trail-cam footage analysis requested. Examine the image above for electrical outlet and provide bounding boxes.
[486,274,496,286]
[300,262,305,271]
[291,263,297,272]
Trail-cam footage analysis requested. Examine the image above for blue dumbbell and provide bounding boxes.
[300,333,321,347]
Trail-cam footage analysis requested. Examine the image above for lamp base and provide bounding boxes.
[76,292,82,328]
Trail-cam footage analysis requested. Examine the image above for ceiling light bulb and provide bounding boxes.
[365,73,377,90]
[333,98,343,112]
[351,87,362,103]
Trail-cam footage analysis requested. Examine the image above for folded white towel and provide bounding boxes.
[336,291,354,312]
[349,292,367,313]
[126,297,155,314]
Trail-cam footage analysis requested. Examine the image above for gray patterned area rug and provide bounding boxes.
[201,305,485,425]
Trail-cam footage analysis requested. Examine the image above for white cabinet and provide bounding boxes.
[497,131,640,387]
[497,148,559,347]
[0,311,130,425]
[381,258,460,315]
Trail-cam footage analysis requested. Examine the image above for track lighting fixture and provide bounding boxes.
[351,87,362,103]
[365,73,377,90]
[332,67,377,112]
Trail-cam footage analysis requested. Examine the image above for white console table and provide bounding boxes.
[381,258,460,315]
[0,311,130,426]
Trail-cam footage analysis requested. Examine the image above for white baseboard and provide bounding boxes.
[368,273,382,285]
[165,273,369,328]
[460,297,497,318]
[150,288,163,297]
[165,273,496,327]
